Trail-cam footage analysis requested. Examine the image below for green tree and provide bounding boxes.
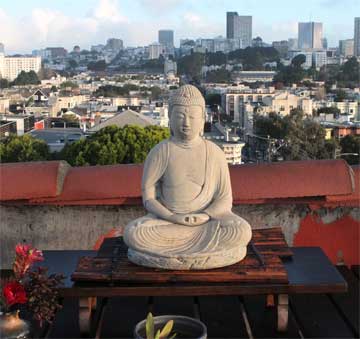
[150,86,162,100]
[291,54,306,68]
[274,62,306,86]
[254,110,334,161]
[340,135,360,165]
[59,125,170,166]
[60,81,79,89]
[339,57,360,82]
[12,71,40,86]
[205,69,231,83]
[0,134,50,163]
[67,59,78,70]
[87,60,107,72]
[94,85,130,97]
[0,78,10,88]
[177,52,205,82]
[254,112,289,139]
[334,89,347,102]
[206,51,226,66]
[62,113,80,124]
[316,107,341,116]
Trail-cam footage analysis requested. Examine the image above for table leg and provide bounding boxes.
[277,294,288,332]
[79,297,96,336]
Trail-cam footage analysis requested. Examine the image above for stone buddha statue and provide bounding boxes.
[124,85,252,270]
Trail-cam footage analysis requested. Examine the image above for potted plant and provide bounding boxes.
[134,312,207,339]
[0,244,65,338]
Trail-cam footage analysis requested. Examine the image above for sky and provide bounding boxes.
[0,0,359,54]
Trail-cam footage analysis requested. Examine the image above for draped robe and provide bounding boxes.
[124,138,252,269]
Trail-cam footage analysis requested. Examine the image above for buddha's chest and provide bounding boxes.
[163,143,206,187]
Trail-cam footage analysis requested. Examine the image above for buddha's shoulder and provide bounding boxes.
[204,139,225,155]
[147,139,170,157]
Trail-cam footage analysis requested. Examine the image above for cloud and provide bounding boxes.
[137,0,182,14]
[255,20,298,42]
[91,0,129,23]
[178,12,223,39]
[0,1,132,54]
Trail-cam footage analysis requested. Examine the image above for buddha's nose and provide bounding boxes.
[183,116,190,126]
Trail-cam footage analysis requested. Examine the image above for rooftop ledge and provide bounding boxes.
[0,159,359,267]
[0,159,358,208]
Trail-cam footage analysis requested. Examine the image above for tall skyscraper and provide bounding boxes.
[354,17,360,57]
[0,43,4,54]
[339,39,354,57]
[298,22,323,49]
[106,38,123,51]
[158,30,174,48]
[226,12,252,48]
[226,12,238,39]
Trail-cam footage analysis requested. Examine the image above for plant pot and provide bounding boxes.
[0,310,30,339]
[134,315,207,339]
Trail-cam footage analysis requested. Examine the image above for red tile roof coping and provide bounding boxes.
[229,159,354,203]
[325,165,359,205]
[29,164,143,204]
[0,161,70,201]
[0,159,357,207]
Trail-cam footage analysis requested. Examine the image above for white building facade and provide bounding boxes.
[0,54,41,81]
[148,43,164,59]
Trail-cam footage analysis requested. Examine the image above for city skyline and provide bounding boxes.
[0,0,359,54]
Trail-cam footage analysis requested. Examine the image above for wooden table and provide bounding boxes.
[41,247,347,336]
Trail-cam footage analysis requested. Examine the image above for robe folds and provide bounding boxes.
[123,139,252,269]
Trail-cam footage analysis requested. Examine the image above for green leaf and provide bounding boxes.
[159,320,174,338]
[169,333,177,339]
[155,329,161,339]
[146,312,154,339]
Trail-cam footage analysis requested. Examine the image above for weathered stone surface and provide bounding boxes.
[123,85,252,269]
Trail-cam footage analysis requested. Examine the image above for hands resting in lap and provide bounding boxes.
[169,213,210,226]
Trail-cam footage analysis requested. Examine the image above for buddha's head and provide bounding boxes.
[169,85,206,142]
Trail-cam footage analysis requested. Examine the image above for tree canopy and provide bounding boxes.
[0,79,10,88]
[340,135,360,165]
[0,134,50,163]
[59,125,170,166]
[87,60,107,72]
[177,52,205,82]
[205,69,231,83]
[274,61,306,86]
[254,109,336,161]
[12,71,40,86]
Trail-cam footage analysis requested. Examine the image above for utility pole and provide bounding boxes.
[267,135,272,162]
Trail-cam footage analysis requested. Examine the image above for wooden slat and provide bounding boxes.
[71,257,112,281]
[290,293,354,338]
[99,297,149,338]
[72,227,290,284]
[242,295,301,338]
[330,266,359,337]
[198,296,249,338]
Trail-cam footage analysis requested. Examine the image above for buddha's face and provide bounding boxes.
[170,105,204,142]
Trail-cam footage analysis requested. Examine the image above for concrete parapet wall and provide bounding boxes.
[1,204,358,268]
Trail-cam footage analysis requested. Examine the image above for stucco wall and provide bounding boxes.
[1,204,358,268]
